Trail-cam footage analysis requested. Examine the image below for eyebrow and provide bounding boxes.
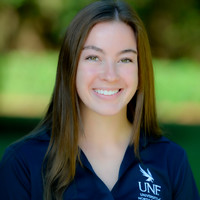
[83,45,137,55]
[83,45,103,53]
[119,49,137,55]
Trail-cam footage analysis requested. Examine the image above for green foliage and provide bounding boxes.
[154,59,200,102]
[0,0,199,59]
[0,0,26,8]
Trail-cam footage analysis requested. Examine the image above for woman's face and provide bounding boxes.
[76,21,138,116]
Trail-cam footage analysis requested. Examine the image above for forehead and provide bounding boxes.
[83,21,137,49]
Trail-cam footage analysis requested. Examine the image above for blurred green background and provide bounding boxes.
[0,0,200,191]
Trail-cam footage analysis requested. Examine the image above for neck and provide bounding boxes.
[79,106,132,148]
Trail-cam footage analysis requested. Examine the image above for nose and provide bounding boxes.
[100,61,119,82]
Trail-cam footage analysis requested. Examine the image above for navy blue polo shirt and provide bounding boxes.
[0,129,199,200]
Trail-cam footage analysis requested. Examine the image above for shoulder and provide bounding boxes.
[0,128,50,168]
[0,128,50,199]
[157,136,187,160]
[152,136,200,198]
[140,135,200,199]
[141,135,189,174]
[144,135,186,156]
[141,136,185,157]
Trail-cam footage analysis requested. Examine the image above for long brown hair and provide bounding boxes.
[41,0,161,199]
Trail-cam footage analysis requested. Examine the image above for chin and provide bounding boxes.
[93,107,125,117]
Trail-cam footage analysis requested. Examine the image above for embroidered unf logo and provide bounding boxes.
[138,165,161,196]
[139,165,154,183]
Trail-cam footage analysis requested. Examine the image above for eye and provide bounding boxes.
[119,58,133,63]
[86,56,99,62]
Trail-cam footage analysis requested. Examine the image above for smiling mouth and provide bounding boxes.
[94,89,121,96]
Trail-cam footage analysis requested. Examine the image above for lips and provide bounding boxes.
[94,89,120,96]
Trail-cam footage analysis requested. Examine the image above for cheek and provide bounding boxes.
[76,65,99,91]
[121,66,138,87]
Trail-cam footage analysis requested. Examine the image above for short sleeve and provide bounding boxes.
[172,150,200,200]
[0,147,31,200]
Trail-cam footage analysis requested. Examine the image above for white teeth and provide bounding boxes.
[94,89,119,96]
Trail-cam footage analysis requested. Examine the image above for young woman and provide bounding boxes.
[0,1,199,199]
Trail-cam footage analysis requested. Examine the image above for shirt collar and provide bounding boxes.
[29,127,51,141]
[139,129,169,149]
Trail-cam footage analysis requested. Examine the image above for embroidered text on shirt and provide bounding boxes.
[138,165,162,200]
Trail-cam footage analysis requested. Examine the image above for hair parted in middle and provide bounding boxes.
[42,0,161,199]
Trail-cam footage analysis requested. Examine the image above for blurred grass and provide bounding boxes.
[0,51,199,98]
[0,51,200,122]
[154,59,200,124]
[0,51,58,117]
[0,51,58,95]
[154,59,200,102]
